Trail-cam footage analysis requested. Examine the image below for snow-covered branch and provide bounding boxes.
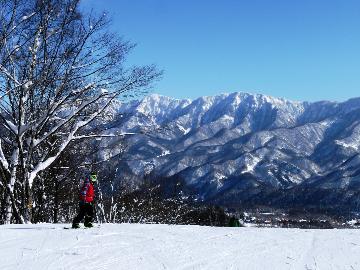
[73,132,136,140]
[0,140,9,172]
[0,65,21,87]
[33,83,96,135]
[33,91,106,148]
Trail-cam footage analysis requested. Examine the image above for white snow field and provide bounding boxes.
[0,223,359,270]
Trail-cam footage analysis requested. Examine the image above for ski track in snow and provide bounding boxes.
[0,223,359,270]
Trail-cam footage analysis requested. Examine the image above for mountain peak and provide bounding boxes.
[145,91,305,107]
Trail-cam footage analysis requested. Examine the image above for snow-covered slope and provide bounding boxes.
[1,223,359,270]
[99,92,360,210]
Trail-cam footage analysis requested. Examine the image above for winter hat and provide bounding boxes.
[90,171,97,182]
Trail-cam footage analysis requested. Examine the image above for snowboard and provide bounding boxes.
[64,225,100,229]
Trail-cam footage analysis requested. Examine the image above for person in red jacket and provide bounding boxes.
[72,171,97,228]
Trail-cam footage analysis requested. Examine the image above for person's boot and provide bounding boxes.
[84,222,93,228]
[84,215,93,228]
[72,223,80,229]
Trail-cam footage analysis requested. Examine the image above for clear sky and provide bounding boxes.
[81,0,360,102]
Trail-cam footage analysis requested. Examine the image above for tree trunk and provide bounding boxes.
[5,192,12,224]
[25,182,33,223]
[53,178,59,223]
[5,186,24,224]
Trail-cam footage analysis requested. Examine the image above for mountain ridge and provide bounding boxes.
[99,92,360,212]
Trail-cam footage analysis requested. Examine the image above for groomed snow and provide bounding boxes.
[0,223,359,270]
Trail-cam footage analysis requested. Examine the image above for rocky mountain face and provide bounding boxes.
[99,92,360,213]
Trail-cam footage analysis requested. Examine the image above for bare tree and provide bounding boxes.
[0,0,161,223]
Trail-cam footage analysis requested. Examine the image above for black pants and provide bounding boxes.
[72,202,94,225]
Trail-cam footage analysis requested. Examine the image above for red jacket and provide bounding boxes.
[79,178,95,203]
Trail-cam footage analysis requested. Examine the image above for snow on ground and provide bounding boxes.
[0,223,359,270]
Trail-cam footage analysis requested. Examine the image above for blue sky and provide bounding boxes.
[81,0,360,102]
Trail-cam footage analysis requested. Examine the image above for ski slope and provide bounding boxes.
[0,223,359,270]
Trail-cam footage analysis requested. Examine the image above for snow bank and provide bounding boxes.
[0,223,358,270]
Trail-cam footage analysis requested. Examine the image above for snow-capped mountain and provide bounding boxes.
[101,92,360,211]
